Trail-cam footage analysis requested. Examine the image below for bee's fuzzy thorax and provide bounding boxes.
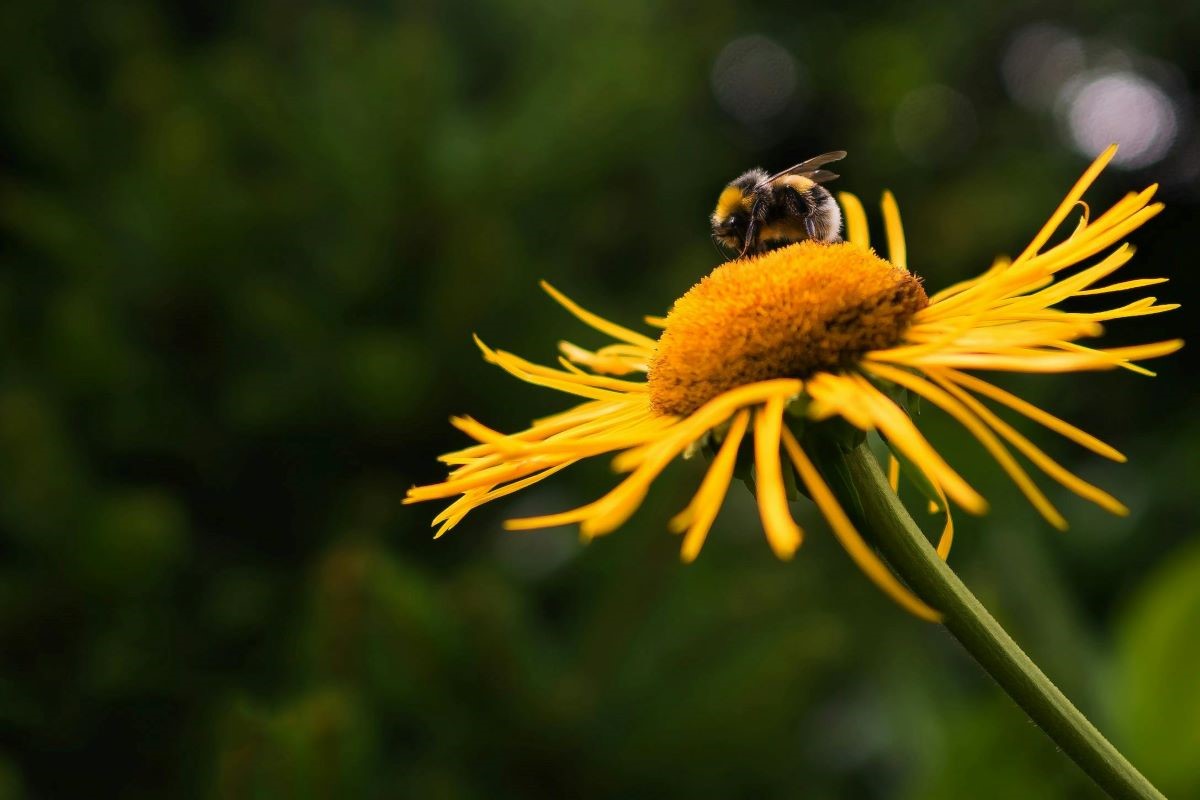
[732,168,770,189]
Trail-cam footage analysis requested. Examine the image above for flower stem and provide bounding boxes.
[819,441,1165,800]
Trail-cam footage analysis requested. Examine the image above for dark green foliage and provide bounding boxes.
[0,1,1197,797]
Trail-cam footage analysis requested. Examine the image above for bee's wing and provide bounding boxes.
[764,151,847,184]
[802,169,840,184]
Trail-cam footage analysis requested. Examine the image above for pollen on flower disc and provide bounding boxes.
[648,241,927,416]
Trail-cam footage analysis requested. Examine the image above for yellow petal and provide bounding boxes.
[754,396,803,558]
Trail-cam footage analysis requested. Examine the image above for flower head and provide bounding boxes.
[405,145,1181,621]
[648,242,927,416]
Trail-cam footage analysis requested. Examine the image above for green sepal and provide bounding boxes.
[733,432,756,493]
[780,443,800,501]
[781,414,814,502]
[871,370,922,418]
[731,420,801,501]
[784,393,811,420]
[804,415,866,451]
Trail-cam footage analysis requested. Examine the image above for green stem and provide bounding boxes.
[818,441,1165,800]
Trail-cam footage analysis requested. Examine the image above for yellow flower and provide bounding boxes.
[405,145,1181,622]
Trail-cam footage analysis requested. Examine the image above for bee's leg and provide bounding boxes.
[802,192,822,240]
[779,186,818,241]
[738,219,757,258]
[740,200,769,258]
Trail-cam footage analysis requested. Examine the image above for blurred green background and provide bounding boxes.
[1,1,1198,798]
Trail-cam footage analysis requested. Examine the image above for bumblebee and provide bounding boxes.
[711,151,847,258]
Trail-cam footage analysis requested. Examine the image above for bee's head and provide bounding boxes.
[710,169,766,252]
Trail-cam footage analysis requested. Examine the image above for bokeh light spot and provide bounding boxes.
[1001,23,1086,110]
[1061,71,1179,168]
[711,35,800,124]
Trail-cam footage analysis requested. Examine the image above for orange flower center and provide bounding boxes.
[648,241,927,416]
